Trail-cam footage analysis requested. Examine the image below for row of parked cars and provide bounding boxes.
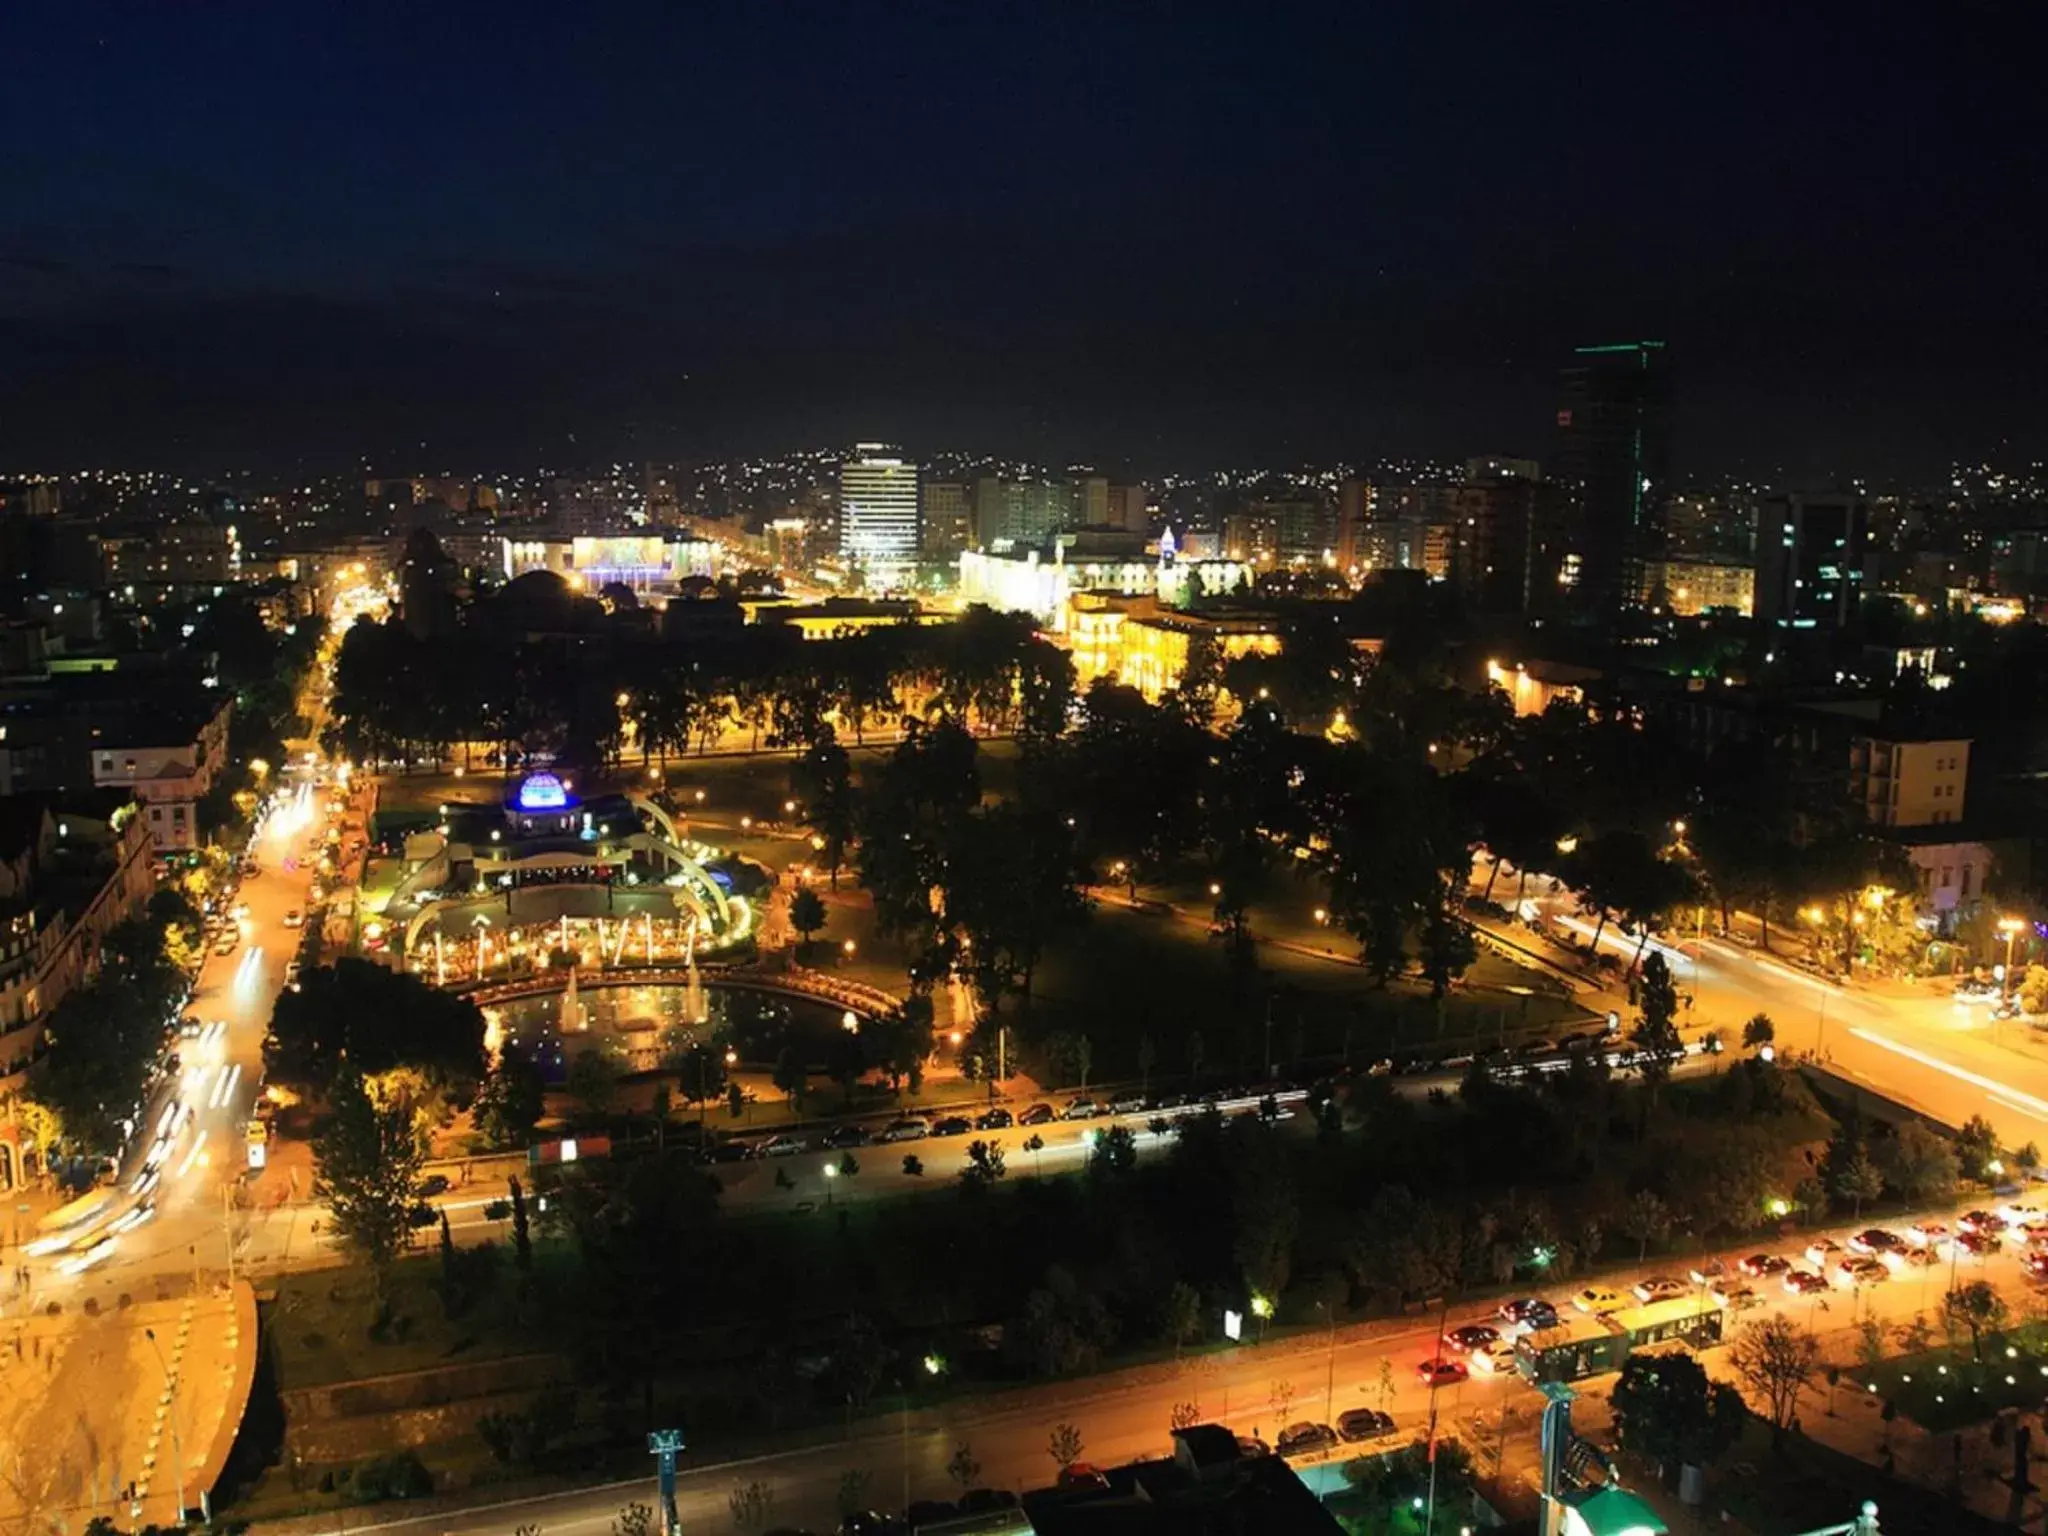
[736,1084,1295,1160]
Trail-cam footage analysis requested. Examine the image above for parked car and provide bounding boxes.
[419,1174,451,1199]
[1848,1229,1904,1256]
[755,1134,807,1158]
[1783,1269,1830,1296]
[975,1107,1014,1130]
[1803,1239,1846,1269]
[826,1125,872,1149]
[213,934,239,956]
[282,909,304,928]
[1062,1098,1101,1120]
[1710,1282,1760,1311]
[1276,1422,1339,1458]
[1633,1277,1689,1304]
[1960,1210,2009,1235]
[1573,1286,1628,1315]
[930,1116,972,1137]
[1108,1095,1146,1115]
[2024,1252,2048,1284]
[881,1118,930,1142]
[1337,1408,1395,1443]
[1416,1357,1469,1388]
[1444,1323,1500,1354]
[1958,1230,2003,1257]
[1836,1257,1888,1288]
[1055,1463,1110,1493]
[1018,1103,1056,1126]
[1739,1253,1792,1278]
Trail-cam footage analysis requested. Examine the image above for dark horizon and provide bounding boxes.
[3,6,2043,481]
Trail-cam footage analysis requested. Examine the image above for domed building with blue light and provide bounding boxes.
[367,770,767,986]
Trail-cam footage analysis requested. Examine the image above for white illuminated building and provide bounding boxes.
[956,529,1250,630]
[838,444,921,566]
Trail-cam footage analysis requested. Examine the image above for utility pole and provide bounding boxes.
[144,1329,186,1523]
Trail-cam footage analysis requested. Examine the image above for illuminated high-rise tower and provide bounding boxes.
[837,443,921,565]
[1554,341,1671,613]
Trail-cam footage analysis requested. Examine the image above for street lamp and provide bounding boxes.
[1998,917,2026,1003]
[143,1328,187,1522]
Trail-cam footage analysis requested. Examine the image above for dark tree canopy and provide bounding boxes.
[268,957,487,1088]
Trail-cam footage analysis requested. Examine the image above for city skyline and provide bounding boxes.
[3,8,2044,476]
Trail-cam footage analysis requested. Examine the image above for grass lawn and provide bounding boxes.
[266,1247,565,1390]
[1856,1322,2048,1432]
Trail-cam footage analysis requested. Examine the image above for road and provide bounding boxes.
[1483,862,2048,1151]
[249,1190,2048,1536]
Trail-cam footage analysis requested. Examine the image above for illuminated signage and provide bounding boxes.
[515,772,572,811]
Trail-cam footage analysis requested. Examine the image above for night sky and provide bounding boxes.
[2,5,2041,478]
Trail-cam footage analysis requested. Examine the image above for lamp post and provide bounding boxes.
[1998,917,2026,1004]
[143,1327,186,1523]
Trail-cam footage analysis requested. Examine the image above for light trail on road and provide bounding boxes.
[1847,1026,2048,1122]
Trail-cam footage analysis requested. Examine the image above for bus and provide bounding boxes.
[1516,1293,1724,1384]
[23,1190,116,1255]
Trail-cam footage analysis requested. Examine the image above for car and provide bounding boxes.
[1633,1277,1689,1304]
[837,1513,901,1536]
[1275,1422,1340,1458]
[419,1174,451,1199]
[1444,1323,1500,1354]
[1234,1435,1272,1459]
[179,1017,203,1039]
[2000,1200,2047,1226]
[755,1134,807,1158]
[974,1107,1014,1130]
[1471,1339,1520,1376]
[1710,1282,1760,1311]
[881,1118,930,1142]
[213,934,239,956]
[1960,1210,2009,1236]
[1740,1253,1792,1279]
[1108,1095,1146,1115]
[1062,1098,1101,1120]
[1896,1243,1942,1269]
[1804,1239,1846,1269]
[1337,1408,1395,1443]
[1688,1258,1727,1285]
[1416,1357,1469,1388]
[1849,1228,1903,1256]
[2025,1252,2048,1284]
[930,1116,972,1137]
[1836,1257,1888,1288]
[1018,1103,1056,1126]
[1573,1286,1628,1315]
[282,909,304,928]
[1498,1297,1559,1330]
[1906,1222,1951,1250]
[1958,1230,2003,1257]
[826,1125,872,1149]
[1783,1269,1830,1296]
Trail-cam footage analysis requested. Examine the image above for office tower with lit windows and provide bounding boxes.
[1554,341,1672,612]
[1755,491,1871,631]
[838,444,921,564]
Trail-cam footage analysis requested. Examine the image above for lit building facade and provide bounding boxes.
[1850,733,1970,829]
[1755,492,1870,631]
[956,540,1250,630]
[839,445,921,565]
[501,535,717,593]
[1638,558,1755,616]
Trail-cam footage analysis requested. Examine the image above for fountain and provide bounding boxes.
[683,920,708,1024]
[560,963,588,1032]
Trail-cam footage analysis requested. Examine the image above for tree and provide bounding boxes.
[1161,1280,1201,1359]
[1944,1281,2009,1362]
[946,1444,981,1490]
[509,1175,533,1282]
[1621,1189,1672,1262]
[728,1479,775,1530]
[1088,1124,1137,1181]
[1834,1149,1884,1220]
[612,1502,654,1536]
[1047,1422,1084,1472]
[268,957,487,1091]
[1884,1120,1959,1202]
[1742,1013,1776,1052]
[313,1064,425,1298]
[565,1049,618,1118]
[1630,951,1684,1099]
[959,1138,1007,1197]
[1956,1113,2001,1181]
[472,1044,546,1147]
[789,887,827,956]
[772,1046,807,1110]
[1729,1316,1821,1441]
[1610,1352,1747,1471]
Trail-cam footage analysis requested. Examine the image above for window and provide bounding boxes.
[172,806,186,823]
[150,807,162,821]
[99,754,112,772]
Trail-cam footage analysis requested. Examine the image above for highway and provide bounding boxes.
[1484,863,2048,1152]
